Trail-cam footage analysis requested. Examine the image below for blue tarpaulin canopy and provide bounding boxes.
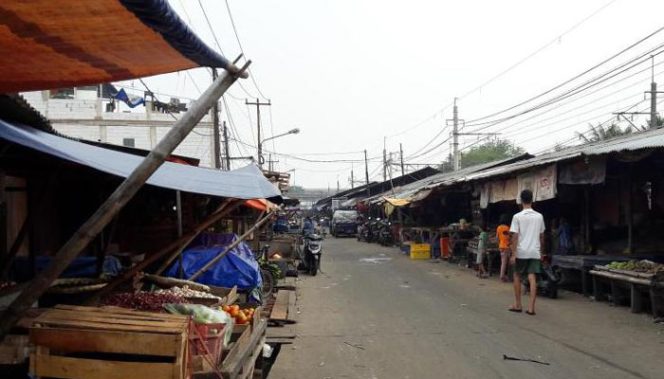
[0,121,282,200]
[164,233,262,290]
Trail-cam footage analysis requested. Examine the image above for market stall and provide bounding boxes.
[589,260,664,317]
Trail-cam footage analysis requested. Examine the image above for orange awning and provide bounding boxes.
[0,0,232,93]
[244,199,278,212]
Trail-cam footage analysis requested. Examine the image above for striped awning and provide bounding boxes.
[0,0,232,93]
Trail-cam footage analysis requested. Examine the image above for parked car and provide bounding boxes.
[331,210,359,237]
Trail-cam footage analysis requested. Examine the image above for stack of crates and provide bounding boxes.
[409,243,431,260]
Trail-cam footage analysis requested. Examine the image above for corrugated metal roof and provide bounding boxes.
[362,154,532,204]
[465,127,664,182]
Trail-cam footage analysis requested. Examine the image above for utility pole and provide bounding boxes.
[350,169,355,189]
[447,98,499,170]
[616,57,662,130]
[245,98,271,167]
[337,178,340,192]
[211,69,222,169]
[222,121,231,170]
[364,149,370,185]
[452,98,460,171]
[399,143,405,177]
[650,55,659,129]
[383,137,387,182]
[266,154,279,172]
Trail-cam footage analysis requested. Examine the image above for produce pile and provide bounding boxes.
[606,260,664,274]
[155,285,220,300]
[103,292,188,312]
[221,304,256,325]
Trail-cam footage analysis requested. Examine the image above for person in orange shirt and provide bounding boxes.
[496,214,511,282]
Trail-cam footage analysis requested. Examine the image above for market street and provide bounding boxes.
[271,237,664,379]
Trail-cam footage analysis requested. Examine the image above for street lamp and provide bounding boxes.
[258,128,300,167]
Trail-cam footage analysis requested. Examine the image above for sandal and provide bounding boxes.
[508,307,522,313]
[525,310,536,316]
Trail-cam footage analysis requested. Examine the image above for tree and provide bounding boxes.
[576,123,631,143]
[457,139,525,168]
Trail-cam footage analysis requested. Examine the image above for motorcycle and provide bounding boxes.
[521,259,560,299]
[357,220,370,242]
[377,220,394,246]
[301,233,323,276]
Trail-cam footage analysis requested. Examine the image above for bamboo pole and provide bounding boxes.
[154,199,237,275]
[0,63,250,337]
[189,211,273,281]
[88,199,241,304]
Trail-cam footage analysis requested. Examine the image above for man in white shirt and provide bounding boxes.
[508,189,545,316]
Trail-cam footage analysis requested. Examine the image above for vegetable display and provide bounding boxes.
[102,292,188,311]
[606,260,664,274]
[154,285,220,300]
[221,305,255,325]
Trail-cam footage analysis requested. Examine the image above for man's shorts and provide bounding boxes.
[515,258,542,276]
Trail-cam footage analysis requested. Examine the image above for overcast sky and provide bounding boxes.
[128,0,664,188]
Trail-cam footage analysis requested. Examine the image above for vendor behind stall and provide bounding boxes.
[451,219,475,265]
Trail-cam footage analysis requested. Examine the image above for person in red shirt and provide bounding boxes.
[496,214,511,282]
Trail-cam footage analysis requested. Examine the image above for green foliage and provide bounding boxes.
[576,123,631,143]
[458,139,525,168]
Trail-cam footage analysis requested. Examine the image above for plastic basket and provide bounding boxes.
[188,322,226,372]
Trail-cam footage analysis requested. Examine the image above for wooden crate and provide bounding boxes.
[30,305,190,379]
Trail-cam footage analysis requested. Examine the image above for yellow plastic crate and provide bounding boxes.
[409,243,431,260]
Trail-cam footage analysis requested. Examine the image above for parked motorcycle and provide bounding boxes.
[521,260,560,299]
[301,233,323,276]
[377,220,394,246]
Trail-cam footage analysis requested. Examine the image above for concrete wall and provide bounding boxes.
[21,91,217,167]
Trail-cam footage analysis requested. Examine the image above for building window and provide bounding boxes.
[49,88,75,99]
[122,138,135,148]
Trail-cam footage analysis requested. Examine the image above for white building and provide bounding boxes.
[21,87,219,167]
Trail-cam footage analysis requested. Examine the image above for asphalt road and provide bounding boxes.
[270,237,664,379]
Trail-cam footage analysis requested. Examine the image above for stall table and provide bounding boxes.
[589,266,664,317]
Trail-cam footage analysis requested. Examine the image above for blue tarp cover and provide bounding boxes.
[165,233,262,290]
[0,121,282,201]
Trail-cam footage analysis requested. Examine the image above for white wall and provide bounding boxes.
[22,91,216,168]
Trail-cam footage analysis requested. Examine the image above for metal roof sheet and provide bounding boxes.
[0,121,282,200]
[465,127,664,182]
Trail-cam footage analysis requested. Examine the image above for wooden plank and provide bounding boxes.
[31,353,178,379]
[55,305,189,322]
[38,310,187,329]
[270,291,290,321]
[38,310,188,329]
[287,290,297,321]
[30,327,182,356]
[222,320,267,378]
[240,335,265,379]
[32,318,183,334]
[589,270,653,286]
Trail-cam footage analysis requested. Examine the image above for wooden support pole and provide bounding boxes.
[189,212,273,281]
[0,63,250,338]
[154,199,238,275]
[88,199,241,303]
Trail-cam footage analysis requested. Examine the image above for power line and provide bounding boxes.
[465,25,664,125]
[471,59,664,137]
[223,0,269,100]
[465,43,664,131]
[196,0,258,99]
[457,0,618,102]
